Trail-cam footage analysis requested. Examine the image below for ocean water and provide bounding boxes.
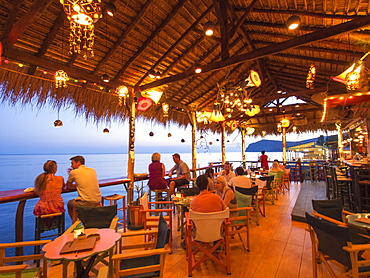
[0,151,283,244]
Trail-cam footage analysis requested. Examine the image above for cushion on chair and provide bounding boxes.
[258,176,274,190]
[78,205,117,229]
[156,214,170,249]
[311,199,343,222]
[119,256,160,278]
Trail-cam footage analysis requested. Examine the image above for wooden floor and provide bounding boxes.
[48,181,340,278]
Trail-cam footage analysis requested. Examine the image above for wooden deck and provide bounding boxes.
[48,180,338,278]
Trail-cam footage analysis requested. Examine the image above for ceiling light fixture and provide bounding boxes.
[203,21,215,36]
[60,0,102,58]
[194,63,202,74]
[209,103,225,122]
[103,128,109,133]
[286,15,301,30]
[55,70,68,88]
[102,74,109,82]
[148,69,156,79]
[105,3,116,17]
[116,85,128,106]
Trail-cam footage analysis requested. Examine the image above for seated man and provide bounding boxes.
[190,175,226,213]
[229,167,252,190]
[168,153,191,196]
[66,155,102,222]
[218,162,235,182]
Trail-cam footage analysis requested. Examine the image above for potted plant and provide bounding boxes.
[127,183,146,230]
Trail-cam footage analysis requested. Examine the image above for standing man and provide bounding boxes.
[218,162,235,183]
[168,153,191,196]
[66,155,102,222]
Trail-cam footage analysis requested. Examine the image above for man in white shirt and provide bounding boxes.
[229,167,252,190]
[66,155,102,222]
[218,162,235,182]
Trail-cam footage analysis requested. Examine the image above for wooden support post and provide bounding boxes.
[241,128,247,169]
[336,123,344,159]
[127,89,136,204]
[190,111,197,178]
[15,200,26,256]
[282,127,287,164]
[221,122,226,164]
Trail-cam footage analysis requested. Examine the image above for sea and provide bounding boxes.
[0,151,283,246]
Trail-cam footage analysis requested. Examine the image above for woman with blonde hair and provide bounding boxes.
[214,176,237,215]
[33,160,65,216]
[148,152,167,190]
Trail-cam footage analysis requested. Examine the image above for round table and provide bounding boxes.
[346,213,370,229]
[42,228,121,278]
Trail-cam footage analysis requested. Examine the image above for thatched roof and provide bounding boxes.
[1,0,370,136]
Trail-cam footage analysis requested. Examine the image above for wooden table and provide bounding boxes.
[346,213,370,230]
[42,228,121,278]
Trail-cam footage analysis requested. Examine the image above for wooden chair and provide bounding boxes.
[102,194,127,232]
[139,192,173,248]
[228,198,252,251]
[305,212,370,278]
[0,239,51,278]
[185,208,231,277]
[98,214,171,278]
[235,186,259,225]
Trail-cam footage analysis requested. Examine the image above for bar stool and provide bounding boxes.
[149,188,170,202]
[34,211,65,254]
[102,194,126,232]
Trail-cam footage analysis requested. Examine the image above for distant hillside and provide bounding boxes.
[246,138,317,152]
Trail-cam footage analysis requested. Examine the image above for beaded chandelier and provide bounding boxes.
[60,0,102,58]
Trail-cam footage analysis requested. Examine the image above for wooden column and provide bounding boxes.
[365,118,370,156]
[282,127,287,164]
[127,89,136,203]
[241,128,247,169]
[336,123,344,159]
[221,122,226,164]
[190,111,197,178]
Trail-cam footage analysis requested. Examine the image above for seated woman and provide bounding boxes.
[204,167,215,191]
[33,160,65,216]
[272,159,285,171]
[148,152,167,190]
[214,176,237,217]
[269,161,284,184]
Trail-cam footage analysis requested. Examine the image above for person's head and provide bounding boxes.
[196,175,208,191]
[70,155,85,169]
[271,161,280,170]
[151,152,161,162]
[43,160,57,174]
[274,159,279,163]
[214,176,227,191]
[205,167,214,178]
[235,167,244,176]
[261,150,265,155]
[224,162,231,172]
[172,153,180,163]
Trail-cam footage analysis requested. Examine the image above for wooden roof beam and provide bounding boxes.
[135,5,213,86]
[93,0,153,75]
[214,0,229,60]
[228,0,259,39]
[1,0,54,51]
[112,0,188,82]
[140,14,370,91]
[0,0,25,42]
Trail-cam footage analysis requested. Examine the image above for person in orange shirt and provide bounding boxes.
[190,175,226,213]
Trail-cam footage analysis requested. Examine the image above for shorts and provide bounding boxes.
[173,179,190,187]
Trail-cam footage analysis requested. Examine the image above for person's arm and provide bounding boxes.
[223,189,234,206]
[168,165,175,177]
[66,171,76,189]
[161,163,166,178]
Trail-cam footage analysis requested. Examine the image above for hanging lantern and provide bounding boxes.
[141,90,163,104]
[60,0,102,58]
[167,133,172,137]
[281,118,290,128]
[292,126,297,133]
[181,139,185,143]
[277,123,282,132]
[116,85,128,106]
[226,120,238,131]
[54,119,63,127]
[136,97,153,111]
[209,103,225,122]
[306,64,316,89]
[103,128,109,133]
[149,131,154,136]
[196,111,212,124]
[246,127,255,135]
[55,70,68,88]
[261,130,267,137]
[162,103,169,117]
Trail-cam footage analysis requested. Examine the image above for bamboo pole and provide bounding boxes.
[336,123,344,159]
[221,122,226,164]
[190,111,197,178]
[127,89,136,203]
[282,127,287,164]
[241,128,246,169]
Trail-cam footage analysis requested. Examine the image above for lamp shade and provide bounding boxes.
[281,118,290,127]
[203,21,215,36]
[103,128,109,133]
[54,119,63,127]
[102,74,109,82]
[136,97,153,111]
[105,3,116,16]
[209,103,225,122]
[141,90,163,104]
[194,63,202,74]
[286,15,300,30]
